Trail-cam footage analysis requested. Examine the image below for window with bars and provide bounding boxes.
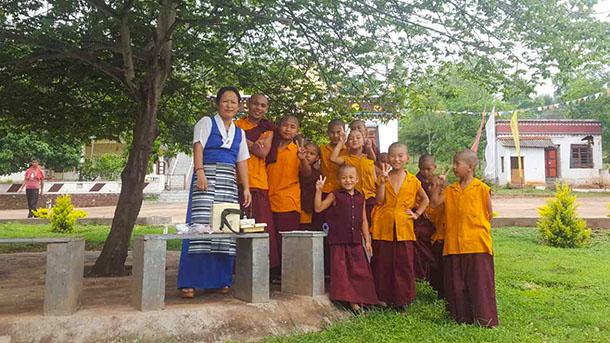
[570,144,593,168]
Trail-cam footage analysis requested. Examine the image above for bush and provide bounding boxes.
[537,182,591,248]
[49,195,88,233]
[32,208,50,218]
[78,153,126,181]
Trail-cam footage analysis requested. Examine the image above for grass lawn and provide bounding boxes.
[264,227,610,343]
[0,223,180,253]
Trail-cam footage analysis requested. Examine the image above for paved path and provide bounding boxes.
[0,196,608,222]
[493,196,609,218]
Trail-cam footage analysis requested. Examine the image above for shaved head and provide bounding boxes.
[388,142,408,154]
[418,154,435,167]
[280,115,299,126]
[248,93,267,103]
[455,149,478,167]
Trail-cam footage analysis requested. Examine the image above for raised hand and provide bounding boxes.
[339,130,347,144]
[379,163,391,183]
[365,138,372,150]
[315,175,327,191]
[296,140,307,160]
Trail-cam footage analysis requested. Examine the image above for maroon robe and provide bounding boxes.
[443,253,499,328]
[371,226,416,307]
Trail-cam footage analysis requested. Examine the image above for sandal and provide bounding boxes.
[181,288,195,298]
[216,286,230,294]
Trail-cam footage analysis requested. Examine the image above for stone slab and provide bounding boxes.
[281,231,325,297]
[131,238,167,311]
[44,238,85,316]
[233,235,269,303]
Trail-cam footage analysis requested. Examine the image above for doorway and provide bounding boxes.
[510,156,524,186]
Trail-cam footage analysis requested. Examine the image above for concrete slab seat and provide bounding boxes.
[280,231,327,297]
[0,237,85,316]
[132,233,270,311]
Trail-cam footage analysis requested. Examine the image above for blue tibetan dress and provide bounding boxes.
[177,118,242,289]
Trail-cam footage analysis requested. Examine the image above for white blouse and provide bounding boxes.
[193,114,250,162]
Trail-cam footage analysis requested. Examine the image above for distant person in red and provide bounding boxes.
[18,158,45,218]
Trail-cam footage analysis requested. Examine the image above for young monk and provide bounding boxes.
[413,154,444,298]
[430,149,499,328]
[318,119,347,274]
[374,152,388,177]
[299,141,322,230]
[320,119,347,194]
[315,165,378,314]
[267,116,311,260]
[329,129,377,224]
[371,142,429,310]
[349,119,378,161]
[234,93,279,268]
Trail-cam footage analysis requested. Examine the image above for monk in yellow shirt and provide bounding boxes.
[234,94,280,268]
[320,119,347,194]
[267,116,311,264]
[371,142,429,310]
[329,129,377,223]
[430,149,499,328]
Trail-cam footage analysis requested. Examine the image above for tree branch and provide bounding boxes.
[119,14,136,88]
[84,0,120,20]
[0,31,131,92]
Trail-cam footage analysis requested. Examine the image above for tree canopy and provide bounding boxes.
[1,0,607,275]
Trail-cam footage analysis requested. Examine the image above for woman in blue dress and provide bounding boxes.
[178,86,251,298]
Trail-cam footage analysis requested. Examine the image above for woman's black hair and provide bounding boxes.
[216,86,241,104]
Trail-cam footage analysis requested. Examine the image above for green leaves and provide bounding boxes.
[537,182,591,248]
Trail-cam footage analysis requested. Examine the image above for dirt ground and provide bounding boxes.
[0,251,295,317]
[0,251,345,343]
[0,196,608,222]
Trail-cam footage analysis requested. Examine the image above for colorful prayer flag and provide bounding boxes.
[510,110,523,179]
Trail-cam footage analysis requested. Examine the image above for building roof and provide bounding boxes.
[498,136,556,148]
[496,119,601,135]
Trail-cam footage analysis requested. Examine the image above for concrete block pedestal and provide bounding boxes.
[44,238,85,316]
[131,233,269,311]
[280,231,327,296]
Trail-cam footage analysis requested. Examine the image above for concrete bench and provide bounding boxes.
[131,233,269,311]
[0,237,85,316]
[280,231,327,297]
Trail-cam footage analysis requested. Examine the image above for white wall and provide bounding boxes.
[554,135,603,185]
[0,174,166,194]
[496,146,546,185]
[366,118,398,153]
[495,134,603,186]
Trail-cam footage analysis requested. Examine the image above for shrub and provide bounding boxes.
[49,195,88,233]
[537,182,590,248]
[32,208,50,218]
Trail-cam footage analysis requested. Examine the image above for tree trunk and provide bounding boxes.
[89,0,175,276]
[89,84,161,276]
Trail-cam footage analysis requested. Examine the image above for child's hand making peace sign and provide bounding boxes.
[316,175,327,192]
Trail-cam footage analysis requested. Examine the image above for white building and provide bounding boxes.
[361,116,399,153]
[492,119,603,186]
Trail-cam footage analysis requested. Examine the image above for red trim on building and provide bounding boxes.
[496,120,601,135]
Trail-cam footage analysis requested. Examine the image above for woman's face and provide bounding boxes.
[217,91,239,120]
